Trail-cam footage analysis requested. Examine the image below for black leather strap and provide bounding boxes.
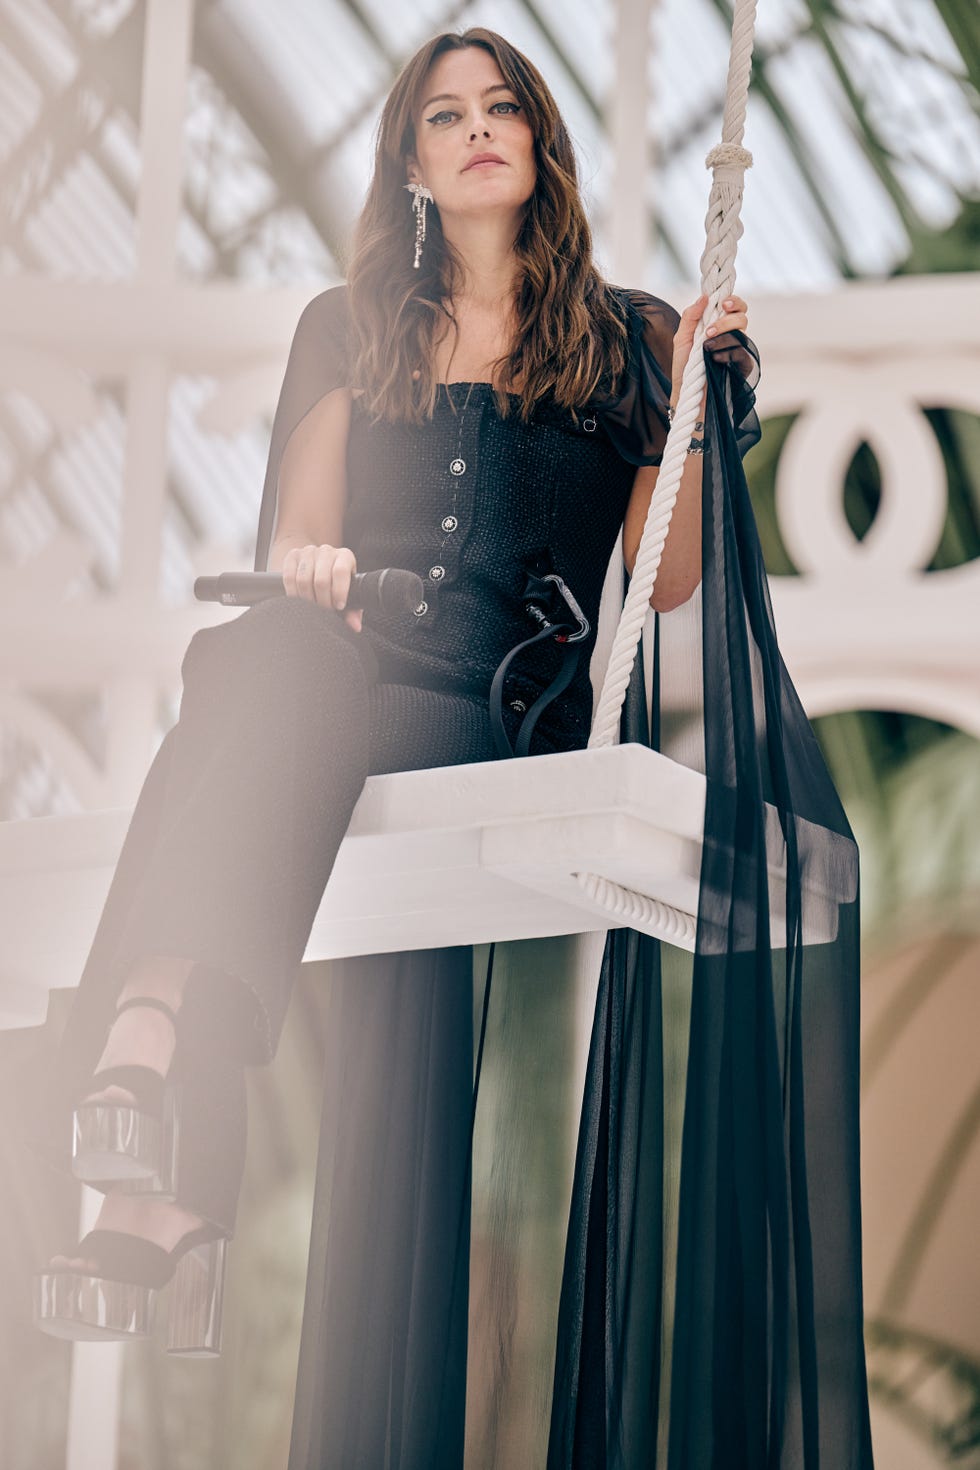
[514,642,581,757]
[489,621,581,759]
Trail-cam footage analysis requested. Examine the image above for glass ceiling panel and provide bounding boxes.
[1,0,976,614]
[219,0,386,146]
[2,0,978,814]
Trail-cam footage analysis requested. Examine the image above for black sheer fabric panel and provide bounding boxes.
[547,346,874,1468]
[288,944,477,1470]
[546,648,668,1469]
[592,290,678,467]
[254,287,349,573]
[593,288,761,468]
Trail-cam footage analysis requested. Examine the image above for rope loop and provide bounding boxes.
[705,142,753,172]
[573,871,697,947]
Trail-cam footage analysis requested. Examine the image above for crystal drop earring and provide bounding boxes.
[404,182,434,269]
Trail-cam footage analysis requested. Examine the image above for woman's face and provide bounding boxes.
[407,47,537,224]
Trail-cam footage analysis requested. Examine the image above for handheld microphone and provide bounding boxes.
[193,568,425,617]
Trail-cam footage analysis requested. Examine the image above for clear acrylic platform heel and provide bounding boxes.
[72,1084,181,1196]
[71,996,182,1192]
[166,1235,227,1356]
[34,1227,227,1356]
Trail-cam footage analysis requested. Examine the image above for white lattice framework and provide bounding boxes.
[1,1,979,1467]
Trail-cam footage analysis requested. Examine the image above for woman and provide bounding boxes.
[33,20,759,1435]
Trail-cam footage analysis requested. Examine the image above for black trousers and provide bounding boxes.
[48,595,518,1235]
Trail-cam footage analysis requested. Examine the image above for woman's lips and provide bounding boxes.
[464,159,505,171]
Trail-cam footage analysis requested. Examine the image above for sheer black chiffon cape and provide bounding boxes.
[277,301,875,1468]
[546,346,875,1469]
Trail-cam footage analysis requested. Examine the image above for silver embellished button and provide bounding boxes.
[429,564,445,581]
[413,600,428,617]
[509,699,527,714]
[449,457,466,476]
[441,515,458,533]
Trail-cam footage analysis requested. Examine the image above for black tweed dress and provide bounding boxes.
[255,282,683,755]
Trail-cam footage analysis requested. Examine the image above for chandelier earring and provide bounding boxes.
[404,182,434,269]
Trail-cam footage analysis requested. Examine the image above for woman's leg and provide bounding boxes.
[42,618,499,1300]
[49,965,254,1268]
[40,594,380,1249]
[104,593,380,1065]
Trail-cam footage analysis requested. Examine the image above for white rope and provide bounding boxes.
[576,0,758,927]
[573,871,697,947]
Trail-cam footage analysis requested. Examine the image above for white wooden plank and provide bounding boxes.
[0,744,850,1028]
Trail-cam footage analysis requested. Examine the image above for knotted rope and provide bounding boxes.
[574,0,758,936]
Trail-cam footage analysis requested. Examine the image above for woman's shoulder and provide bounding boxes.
[585,284,678,467]
[605,282,681,336]
[296,282,350,340]
[595,284,680,394]
[280,283,352,390]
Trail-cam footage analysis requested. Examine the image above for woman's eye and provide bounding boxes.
[425,101,521,126]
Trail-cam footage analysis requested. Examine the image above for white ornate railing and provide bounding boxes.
[2,273,979,812]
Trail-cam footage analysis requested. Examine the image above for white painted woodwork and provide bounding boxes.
[4,3,974,1467]
[0,743,857,1032]
[3,267,978,1015]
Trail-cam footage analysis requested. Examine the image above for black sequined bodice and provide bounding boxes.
[253,283,761,750]
[343,382,637,751]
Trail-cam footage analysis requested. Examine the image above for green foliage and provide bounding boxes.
[899,198,980,277]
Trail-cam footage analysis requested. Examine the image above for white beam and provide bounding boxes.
[62,0,197,1463]
[134,0,195,281]
[1,273,978,363]
[65,1192,123,1470]
[610,0,656,283]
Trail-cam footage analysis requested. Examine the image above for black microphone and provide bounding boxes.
[193,568,425,616]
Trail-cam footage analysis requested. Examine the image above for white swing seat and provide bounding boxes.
[0,742,850,1031]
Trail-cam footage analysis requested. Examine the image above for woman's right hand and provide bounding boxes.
[281,543,363,632]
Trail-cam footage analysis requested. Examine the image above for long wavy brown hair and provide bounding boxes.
[346,28,629,425]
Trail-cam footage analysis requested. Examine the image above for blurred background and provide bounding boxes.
[0,0,978,1466]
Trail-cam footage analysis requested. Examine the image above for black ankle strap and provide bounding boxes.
[114,996,179,1024]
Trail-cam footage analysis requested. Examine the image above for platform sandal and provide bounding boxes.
[71,996,181,1197]
[34,1225,227,1356]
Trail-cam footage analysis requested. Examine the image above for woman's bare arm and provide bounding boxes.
[266,386,362,627]
[624,293,752,612]
[621,386,705,614]
[266,387,354,573]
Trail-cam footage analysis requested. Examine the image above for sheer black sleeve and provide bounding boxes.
[253,284,350,572]
[594,286,762,466]
[593,288,677,467]
[705,315,761,461]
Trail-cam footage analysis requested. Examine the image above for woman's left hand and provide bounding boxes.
[671,292,749,388]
